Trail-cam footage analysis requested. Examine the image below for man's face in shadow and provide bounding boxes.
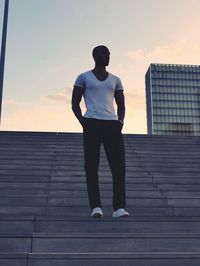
[93,47,110,67]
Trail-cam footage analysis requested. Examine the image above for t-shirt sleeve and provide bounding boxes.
[73,73,85,88]
[115,77,124,91]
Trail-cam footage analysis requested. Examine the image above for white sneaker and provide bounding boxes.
[112,208,130,218]
[91,207,103,218]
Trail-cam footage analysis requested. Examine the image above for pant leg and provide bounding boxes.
[83,118,102,210]
[102,120,126,211]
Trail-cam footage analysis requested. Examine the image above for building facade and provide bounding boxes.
[145,63,200,136]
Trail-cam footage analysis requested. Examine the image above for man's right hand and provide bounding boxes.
[79,117,85,127]
[71,86,85,125]
[118,120,124,131]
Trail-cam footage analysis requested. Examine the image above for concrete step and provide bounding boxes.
[0,189,49,196]
[25,252,200,266]
[0,189,162,198]
[51,165,148,171]
[35,216,200,221]
[0,176,50,182]
[0,206,46,215]
[0,149,55,154]
[152,172,200,177]
[48,190,162,198]
[2,252,200,266]
[0,160,53,165]
[143,161,200,166]
[133,144,200,149]
[51,171,151,177]
[45,206,173,216]
[2,205,200,217]
[2,217,200,235]
[0,182,158,190]
[157,184,200,190]
[0,205,174,216]
[144,167,200,172]
[1,215,200,221]
[168,198,200,207]
[45,206,200,217]
[47,197,168,206]
[49,182,159,190]
[154,178,200,184]
[0,168,151,175]
[0,253,27,266]
[50,177,154,183]
[50,164,200,171]
[0,131,200,265]
[0,220,35,233]
[0,160,143,167]
[0,170,52,175]
[0,198,47,205]
[0,234,31,252]
[31,232,200,253]
[167,191,200,198]
[138,158,200,163]
[2,202,200,215]
[35,219,200,234]
[54,160,143,166]
[0,155,54,160]
[136,153,200,158]
[0,197,168,206]
[0,165,53,170]
[174,208,200,216]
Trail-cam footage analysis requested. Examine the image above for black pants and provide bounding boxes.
[82,118,126,211]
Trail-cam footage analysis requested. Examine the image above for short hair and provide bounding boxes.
[92,45,109,59]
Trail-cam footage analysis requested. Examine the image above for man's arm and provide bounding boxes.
[71,86,85,125]
[114,90,125,124]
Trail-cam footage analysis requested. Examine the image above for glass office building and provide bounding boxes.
[145,63,200,136]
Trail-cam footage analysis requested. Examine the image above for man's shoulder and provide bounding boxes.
[74,70,92,88]
[109,72,121,81]
[77,70,91,78]
[109,72,124,90]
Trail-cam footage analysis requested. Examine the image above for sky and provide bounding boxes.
[0,0,200,133]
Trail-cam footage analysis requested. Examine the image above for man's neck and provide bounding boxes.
[93,65,107,73]
[92,65,108,81]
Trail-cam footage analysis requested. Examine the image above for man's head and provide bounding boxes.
[92,45,110,66]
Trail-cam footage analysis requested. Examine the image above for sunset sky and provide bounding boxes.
[0,0,200,133]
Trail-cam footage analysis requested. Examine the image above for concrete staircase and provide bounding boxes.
[0,130,200,265]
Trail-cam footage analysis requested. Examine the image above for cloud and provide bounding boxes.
[127,49,146,62]
[147,40,187,62]
[45,92,70,103]
[1,101,146,134]
[127,39,200,64]
[1,103,79,132]
[43,87,72,104]
[1,85,88,133]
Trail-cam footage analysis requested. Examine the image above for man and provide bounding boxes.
[71,45,129,218]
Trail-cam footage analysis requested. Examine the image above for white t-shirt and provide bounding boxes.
[74,70,124,120]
